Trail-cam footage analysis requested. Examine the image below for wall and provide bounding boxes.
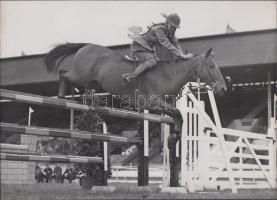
[0,135,38,184]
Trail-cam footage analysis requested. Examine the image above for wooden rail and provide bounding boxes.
[0,122,141,143]
[0,89,174,124]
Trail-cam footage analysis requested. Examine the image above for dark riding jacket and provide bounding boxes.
[129,23,183,57]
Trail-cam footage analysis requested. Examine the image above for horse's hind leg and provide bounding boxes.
[58,77,67,98]
[58,70,70,99]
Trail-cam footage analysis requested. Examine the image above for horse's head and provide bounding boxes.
[195,48,227,96]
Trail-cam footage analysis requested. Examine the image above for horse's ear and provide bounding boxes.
[205,48,213,57]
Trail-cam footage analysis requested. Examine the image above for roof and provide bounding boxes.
[180,29,277,68]
[0,28,276,86]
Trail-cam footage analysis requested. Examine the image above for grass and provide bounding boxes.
[1,182,277,200]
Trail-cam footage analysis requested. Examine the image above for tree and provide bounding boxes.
[74,111,112,188]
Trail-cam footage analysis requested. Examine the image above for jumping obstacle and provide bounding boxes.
[162,82,276,193]
[0,88,173,187]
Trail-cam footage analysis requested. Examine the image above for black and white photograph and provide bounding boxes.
[0,1,276,199]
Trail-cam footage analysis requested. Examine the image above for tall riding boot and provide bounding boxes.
[122,63,152,83]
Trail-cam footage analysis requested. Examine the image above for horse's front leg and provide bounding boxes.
[158,98,180,117]
[159,98,182,187]
[159,99,183,132]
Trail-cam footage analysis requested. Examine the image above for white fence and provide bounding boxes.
[110,165,163,184]
[163,82,276,193]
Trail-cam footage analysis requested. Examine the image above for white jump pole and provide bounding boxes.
[70,87,74,130]
[28,107,34,126]
[177,86,189,189]
[103,122,108,185]
[208,90,238,193]
[144,110,149,158]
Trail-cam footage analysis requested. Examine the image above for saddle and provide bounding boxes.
[123,54,177,65]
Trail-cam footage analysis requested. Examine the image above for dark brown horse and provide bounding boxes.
[45,43,227,143]
[44,43,227,186]
[44,43,226,115]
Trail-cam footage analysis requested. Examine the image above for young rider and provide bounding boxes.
[122,13,193,83]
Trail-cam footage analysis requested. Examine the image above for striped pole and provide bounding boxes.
[0,89,174,124]
[143,110,149,186]
[0,153,103,164]
[0,143,28,152]
[0,122,141,144]
[137,110,149,186]
[169,124,178,187]
[137,120,144,186]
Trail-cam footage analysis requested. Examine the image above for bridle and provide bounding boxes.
[175,55,217,99]
[193,56,217,89]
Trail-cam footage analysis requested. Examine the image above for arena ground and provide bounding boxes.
[1,183,276,200]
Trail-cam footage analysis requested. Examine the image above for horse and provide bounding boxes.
[44,43,226,114]
[44,43,227,158]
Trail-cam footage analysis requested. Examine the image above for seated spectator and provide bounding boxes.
[36,141,44,155]
[53,163,63,183]
[35,164,45,183]
[63,164,76,183]
[44,164,53,183]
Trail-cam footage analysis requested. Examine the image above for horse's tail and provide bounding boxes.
[44,43,88,72]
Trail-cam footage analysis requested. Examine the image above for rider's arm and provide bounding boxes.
[154,27,183,57]
[171,36,193,59]
[172,37,182,51]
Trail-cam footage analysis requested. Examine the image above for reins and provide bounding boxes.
[175,55,217,99]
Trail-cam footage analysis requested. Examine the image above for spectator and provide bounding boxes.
[53,163,63,183]
[36,141,44,155]
[44,164,53,183]
[63,164,76,183]
[35,164,44,183]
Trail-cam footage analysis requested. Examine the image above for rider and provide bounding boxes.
[122,13,193,83]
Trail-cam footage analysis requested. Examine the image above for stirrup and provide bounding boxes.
[122,74,136,83]
[122,73,131,78]
[124,55,139,62]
